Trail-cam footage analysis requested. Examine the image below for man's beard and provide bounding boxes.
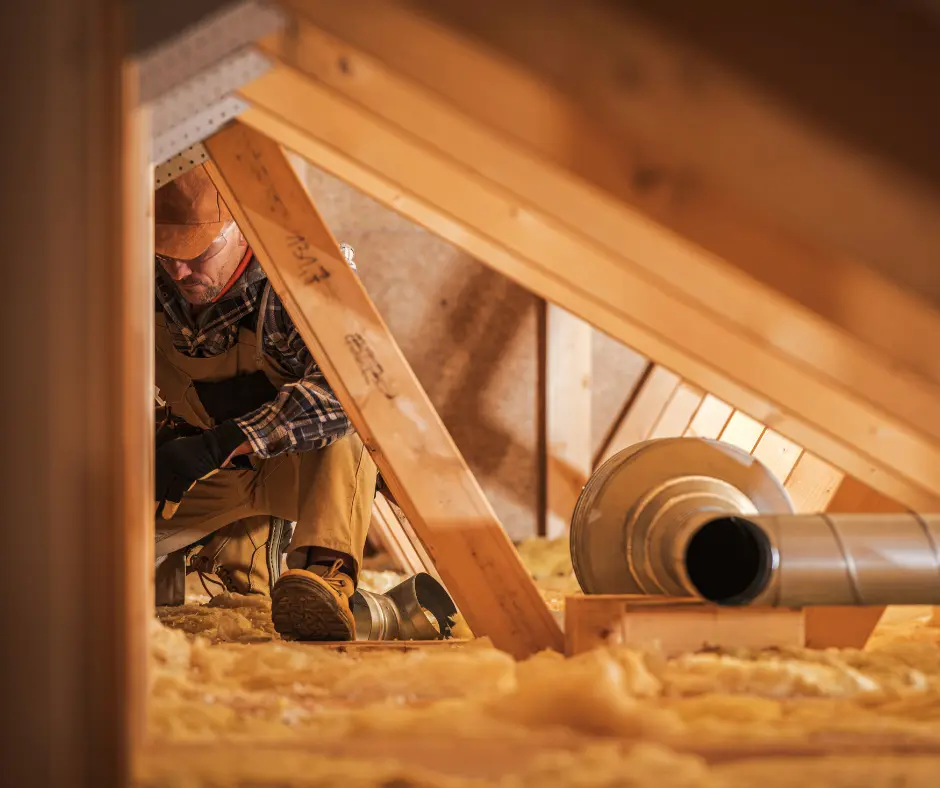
[179,278,223,304]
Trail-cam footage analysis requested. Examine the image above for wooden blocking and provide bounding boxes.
[204,122,561,658]
[565,595,805,657]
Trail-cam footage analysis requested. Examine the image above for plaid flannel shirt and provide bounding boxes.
[155,248,357,458]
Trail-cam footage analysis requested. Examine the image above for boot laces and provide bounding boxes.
[189,535,266,598]
[191,556,230,598]
[319,558,350,592]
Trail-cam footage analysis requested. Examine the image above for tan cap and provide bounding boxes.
[154,165,234,259]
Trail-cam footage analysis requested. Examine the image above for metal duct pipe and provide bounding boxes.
[569,438,940,606]
[351,572,459,640]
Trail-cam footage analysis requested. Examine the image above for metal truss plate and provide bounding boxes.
[152,95,249,165]
[136,0,285,104]
[150,47,272,139]
[154,144,210,189]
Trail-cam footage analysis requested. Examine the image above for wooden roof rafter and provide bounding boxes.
[227,1,940,512]
[203,122,563,658]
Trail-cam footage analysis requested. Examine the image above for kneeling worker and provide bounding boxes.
[152,165,376,641]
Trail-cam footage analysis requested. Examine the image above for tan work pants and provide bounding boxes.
[155,433,376,575]
[155,296,376,576]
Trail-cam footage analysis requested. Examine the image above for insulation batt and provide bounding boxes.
[145,539,940,786]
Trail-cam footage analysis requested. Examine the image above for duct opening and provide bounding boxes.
[684,516,773,605]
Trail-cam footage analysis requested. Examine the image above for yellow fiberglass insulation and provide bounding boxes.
[144,541,940,786]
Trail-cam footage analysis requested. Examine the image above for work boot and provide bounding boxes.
[271,558,356,641]
[154,549,187,606]
[190,516,290,597]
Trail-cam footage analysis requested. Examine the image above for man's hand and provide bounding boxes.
[155,420,249,519]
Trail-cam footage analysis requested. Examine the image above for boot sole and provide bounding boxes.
[271,572,355,641]
[265,517,291,594]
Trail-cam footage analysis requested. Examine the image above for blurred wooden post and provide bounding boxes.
[543,305,592,537]
[0,0,147,784]
[122,61,156,761]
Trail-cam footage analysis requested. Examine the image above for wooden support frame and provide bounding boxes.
[203,122,561,658]
[399,0,940,311]
[281,0,940,361]
[237,11,940,512]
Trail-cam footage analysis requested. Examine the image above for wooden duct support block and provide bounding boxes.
[565,595,805,657]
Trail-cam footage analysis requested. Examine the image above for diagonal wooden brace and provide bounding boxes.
[203,122,562,657]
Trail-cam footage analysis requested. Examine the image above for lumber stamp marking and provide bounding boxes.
[204,122,562,658]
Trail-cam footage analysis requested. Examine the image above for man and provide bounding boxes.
[153,164,376,641]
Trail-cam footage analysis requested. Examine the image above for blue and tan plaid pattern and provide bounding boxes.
[156,253,354,458]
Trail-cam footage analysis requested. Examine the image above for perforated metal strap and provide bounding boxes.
[154,144,210,189]
[136,0,285,103]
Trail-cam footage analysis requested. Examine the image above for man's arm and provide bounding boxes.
[154,316,350,515]
[232,301,352,459]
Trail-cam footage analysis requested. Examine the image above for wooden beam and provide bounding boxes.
[290,0,940,334]
[203,122,561,658]
[261,6,940,420]
[1,1,140,783]
[543,305,592,537]
[236,58,940,512]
